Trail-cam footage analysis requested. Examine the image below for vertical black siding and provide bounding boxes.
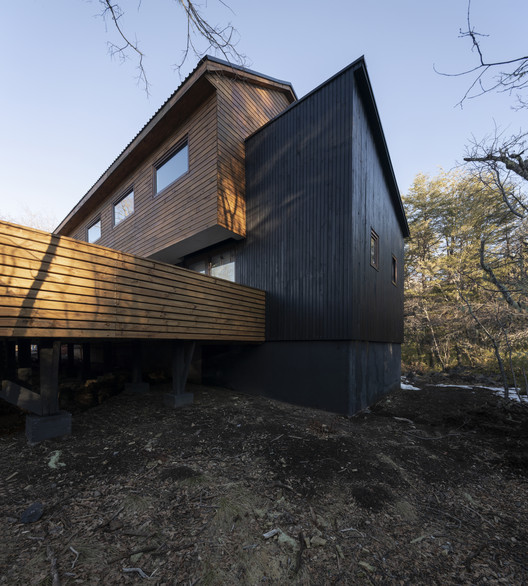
[236,63,404,343]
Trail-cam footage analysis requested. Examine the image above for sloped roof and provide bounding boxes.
[56,56,296,235]
[247,56,409,237]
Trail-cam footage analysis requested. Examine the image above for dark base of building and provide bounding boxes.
[26,411,72,444]
[203,340,401,416]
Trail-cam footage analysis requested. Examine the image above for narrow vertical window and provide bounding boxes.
[370,229,379,270]
[114,189,134,226]
[87,219,101,243]
[391,254,398,285]
[155,142,189,194]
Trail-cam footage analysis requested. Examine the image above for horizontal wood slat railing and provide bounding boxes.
[0,221,265,341]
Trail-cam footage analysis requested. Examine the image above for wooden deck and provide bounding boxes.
[0,221,265,342]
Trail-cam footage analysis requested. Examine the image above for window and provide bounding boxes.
[114,190,134,226]
[370,229,379,270]
[188,259,207,275]
[155,142,188,194]
[211,252,235,282]
[391,254,398,285]
[187,249,236,282]
[87,219,101,243]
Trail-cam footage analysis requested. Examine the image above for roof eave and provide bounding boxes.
[56,56,296,235]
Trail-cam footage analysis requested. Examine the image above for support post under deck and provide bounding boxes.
[125,342,150,393]
[25,340,71,444]
[164,341,195,408]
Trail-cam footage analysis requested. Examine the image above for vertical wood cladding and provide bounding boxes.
[64,71,293,261]
[67,92,219,257]
[208,73,293,237]
[238,64,405,343]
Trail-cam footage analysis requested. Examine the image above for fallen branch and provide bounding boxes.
[69,546,80,569]
[339,527,365,537]
[123,567,157,579]
[47,546,61,586]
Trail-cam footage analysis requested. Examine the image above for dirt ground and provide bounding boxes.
[1,374,527,585]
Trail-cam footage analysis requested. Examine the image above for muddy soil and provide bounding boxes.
[0,380,527,584]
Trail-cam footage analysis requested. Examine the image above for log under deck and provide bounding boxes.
[0,221,265,342]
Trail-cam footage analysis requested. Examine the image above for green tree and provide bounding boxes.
[404,171,528,392]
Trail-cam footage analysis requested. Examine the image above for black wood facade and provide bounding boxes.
[52,56,409,416]
[231,58,407,343]
[199,58,409,414]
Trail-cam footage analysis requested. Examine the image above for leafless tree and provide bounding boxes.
[464,131,528,313]
[436,0,528,107]
[98,0,246,94]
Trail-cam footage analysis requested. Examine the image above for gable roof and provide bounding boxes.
[247,56,409,238]
[56,56,296,235]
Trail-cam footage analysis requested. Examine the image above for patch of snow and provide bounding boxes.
[489,388,528,404]
[400,383,421,391]
[429,384,528,405]
[432,384,474,390]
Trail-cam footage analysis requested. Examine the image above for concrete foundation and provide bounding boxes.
[164,392,194,408]
[204,340,401,416]
[25,411,72,443]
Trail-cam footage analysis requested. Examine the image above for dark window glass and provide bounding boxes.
[391,255,398,285]
[87,219,101,243]
[156,143,188,194]
[370,229,379,270]
[114,190,134,226]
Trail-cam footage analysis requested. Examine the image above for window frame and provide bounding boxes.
[113,188,135,227]
[87,218,102,244]
[185,246,236,283]
[370,228,379,270]
[391,254,398,286]
[153,139,189,196]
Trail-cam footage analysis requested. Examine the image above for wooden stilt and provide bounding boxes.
[39,340,61,416]
[165,341,195,408]
[67,343,75,374]
[125,342,149,393]
[18,340,32,368]
[82,343,91,378]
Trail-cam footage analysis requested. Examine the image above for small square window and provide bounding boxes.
[114,190,134,226]
[155,143,189,194]
[370,229,379,270]
[87,219,101,243]
[391,255,398,285]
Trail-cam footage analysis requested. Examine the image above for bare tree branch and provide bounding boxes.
[99,1,149,94]
[98,0,246,94]
[436,0,528,107]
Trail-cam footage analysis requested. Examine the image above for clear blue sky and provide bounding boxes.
[1,0,526,228]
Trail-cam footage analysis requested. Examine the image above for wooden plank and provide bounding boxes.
[0,222,266,341]
[0,380,43,415]
[39,341,60,415]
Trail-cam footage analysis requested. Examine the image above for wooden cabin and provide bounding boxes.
[1,56,408,440]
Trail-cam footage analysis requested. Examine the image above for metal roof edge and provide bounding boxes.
[245,56,410,238]
[55,56,296,234]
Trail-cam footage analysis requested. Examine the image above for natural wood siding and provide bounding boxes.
[66,93,219,258]
[208,73,293,237]
[237,63,404,343]
[0,222,265,341]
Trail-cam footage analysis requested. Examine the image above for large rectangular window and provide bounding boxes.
[87,219,101,243]
[114,190,134,226]
[210,251,235,282]
[187,249,236,282]
[155,143,188,194]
